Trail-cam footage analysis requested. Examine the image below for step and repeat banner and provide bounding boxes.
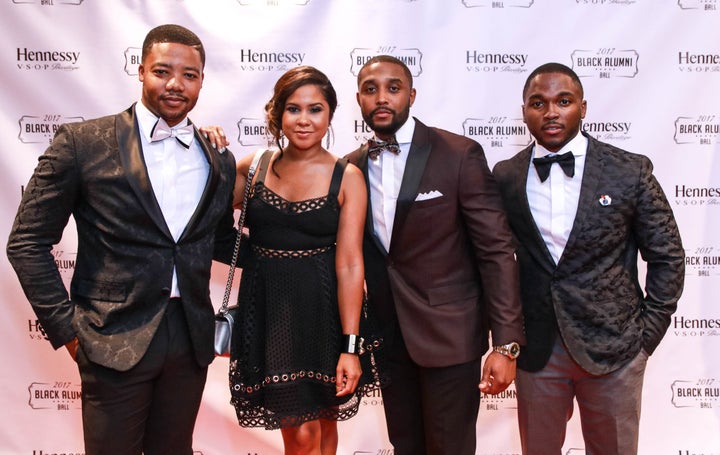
[1,1,719,454]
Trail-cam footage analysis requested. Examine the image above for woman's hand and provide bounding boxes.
[335,353,362,396]
[199,125,230,153]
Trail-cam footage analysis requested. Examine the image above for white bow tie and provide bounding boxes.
[150,118,194,149]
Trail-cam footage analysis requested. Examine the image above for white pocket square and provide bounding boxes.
[415,190,443,201]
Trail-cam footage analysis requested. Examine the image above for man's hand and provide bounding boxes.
[478,352,516,395]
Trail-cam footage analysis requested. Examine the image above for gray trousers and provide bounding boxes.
[516,336,648,455]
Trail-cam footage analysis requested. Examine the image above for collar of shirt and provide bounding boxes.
[527,130,587,265]
[366,116,415,173]
[367,117,415,252]
[391,116,415,149]
[135,100,190,142]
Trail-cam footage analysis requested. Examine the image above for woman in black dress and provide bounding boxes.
[230,66,378,455]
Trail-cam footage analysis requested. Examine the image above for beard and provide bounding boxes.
[362,104,411,137]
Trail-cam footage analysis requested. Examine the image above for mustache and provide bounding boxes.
[371,107,396,116]
[160,93,189,102]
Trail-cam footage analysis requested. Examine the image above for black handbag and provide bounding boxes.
[214,150,265,356]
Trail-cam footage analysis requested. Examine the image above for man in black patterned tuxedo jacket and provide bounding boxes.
[493,62,685,455]
[7,25,236,455]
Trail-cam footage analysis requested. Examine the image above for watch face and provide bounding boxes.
[509,343,520,357]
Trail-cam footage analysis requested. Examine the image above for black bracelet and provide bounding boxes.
[341,334,365,355]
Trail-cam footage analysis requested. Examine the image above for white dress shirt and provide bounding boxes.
[135,101,210,297]
[367,117,416,252]
[526,132,588,265]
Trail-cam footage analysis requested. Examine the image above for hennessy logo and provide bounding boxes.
[17,48,80,64]
[582,120,632,142]
[238,49,305,64]
[678,51,720,72]
[465,50,529,73]
[465,51,528,66]
[678,52,720,65]
[352,119,374,145]
[233,48,306,72]
[28,319,48,340]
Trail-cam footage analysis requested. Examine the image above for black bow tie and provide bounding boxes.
[532,152,575,182]
[367,137,400,160]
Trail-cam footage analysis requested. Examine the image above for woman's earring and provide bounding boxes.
[326,125,334,150]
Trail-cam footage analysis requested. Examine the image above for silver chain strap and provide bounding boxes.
[218,151,264,315]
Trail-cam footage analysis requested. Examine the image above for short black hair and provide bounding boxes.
[357,55,413,89]
[523,62,583,100]
[141,24,205,68]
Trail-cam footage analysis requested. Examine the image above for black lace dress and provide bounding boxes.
[229,154,382,430]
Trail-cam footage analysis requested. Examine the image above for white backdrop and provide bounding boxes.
[1,1,719,454]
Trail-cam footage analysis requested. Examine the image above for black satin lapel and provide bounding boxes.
[390,138,431,248]
[360,143,388,256]
[519,151,557,272]
[179,126,219,241]
[116,106,172,239]
[506,147,555,272]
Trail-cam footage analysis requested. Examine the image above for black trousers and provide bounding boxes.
[380,326,481,455]
[76,299,208,455]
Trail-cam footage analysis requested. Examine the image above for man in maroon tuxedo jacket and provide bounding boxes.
[493,63,685,454]
[7,25,236,455]
[346,55,525,455]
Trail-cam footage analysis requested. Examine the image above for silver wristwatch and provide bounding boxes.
[493,342,520,360]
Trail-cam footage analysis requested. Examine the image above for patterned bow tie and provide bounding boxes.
[150,117,195,149]
[367,136,400,160]
[532,151,575,182]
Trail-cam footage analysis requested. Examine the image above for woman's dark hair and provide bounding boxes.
[265,66,337,175]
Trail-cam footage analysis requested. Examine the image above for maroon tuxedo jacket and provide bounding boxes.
[346,118,524,368]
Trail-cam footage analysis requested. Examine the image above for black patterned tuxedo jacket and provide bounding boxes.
[7,104,237,371]
[346,118,524,368]
[493,133,685,375]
